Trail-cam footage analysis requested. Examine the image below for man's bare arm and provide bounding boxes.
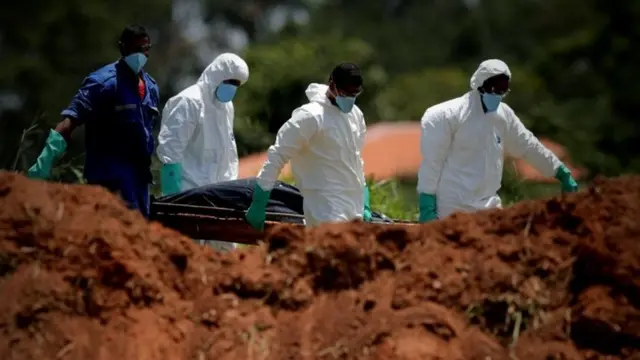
[54,118,79,143]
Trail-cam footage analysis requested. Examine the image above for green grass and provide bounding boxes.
[368,177,419,221]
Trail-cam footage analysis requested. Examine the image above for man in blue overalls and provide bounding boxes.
[27,24,160,218]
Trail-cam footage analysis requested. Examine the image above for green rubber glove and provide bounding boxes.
[363,186,372,222]
[27,129,67,180]
[555,164,578,193]
[419,193,438,223]
[160,163,183,196]
[245,183,272,231]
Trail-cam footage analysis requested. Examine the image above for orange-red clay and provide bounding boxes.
[1,171,638,360]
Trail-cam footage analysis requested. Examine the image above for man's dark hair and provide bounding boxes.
[330,63,363,89]
[119,24,149,47]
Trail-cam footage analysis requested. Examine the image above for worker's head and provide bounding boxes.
[198,53,250,103]
[470,59,511,113]
[118,24,151,74]
[327,63,363,113]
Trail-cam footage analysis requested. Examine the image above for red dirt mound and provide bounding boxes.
[1,171,639,360]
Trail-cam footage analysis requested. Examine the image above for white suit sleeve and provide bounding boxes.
[156,97,198,164]
[503,107,562,177]
[417,108,453,195]
[256,109,318,191]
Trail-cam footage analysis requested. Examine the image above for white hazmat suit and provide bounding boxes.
[156,53,250,251]
[417,59,562,219]
[255,83,367,227]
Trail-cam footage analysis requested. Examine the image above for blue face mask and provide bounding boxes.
[215,83,238,103]
[123,53,147,74]
[481,93,503,113]
[335,96,356,113]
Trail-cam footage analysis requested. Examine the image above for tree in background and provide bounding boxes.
[2,0,639,185]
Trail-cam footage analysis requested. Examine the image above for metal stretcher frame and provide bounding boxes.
[150,201,418,245]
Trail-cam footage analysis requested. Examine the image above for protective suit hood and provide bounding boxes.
[197,53,249,102]
[469,59,511,90]
[305,83,333,107]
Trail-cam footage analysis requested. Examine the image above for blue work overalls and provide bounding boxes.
[61,59,160,218]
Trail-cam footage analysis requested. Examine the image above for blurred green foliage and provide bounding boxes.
[0,0,636,214]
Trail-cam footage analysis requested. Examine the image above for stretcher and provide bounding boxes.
[149,177,409,245]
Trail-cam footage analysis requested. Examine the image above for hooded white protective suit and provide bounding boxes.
[157,53,249,189]
[417,59,562,218]
[256,83,367,227]
[156,53,249,251]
